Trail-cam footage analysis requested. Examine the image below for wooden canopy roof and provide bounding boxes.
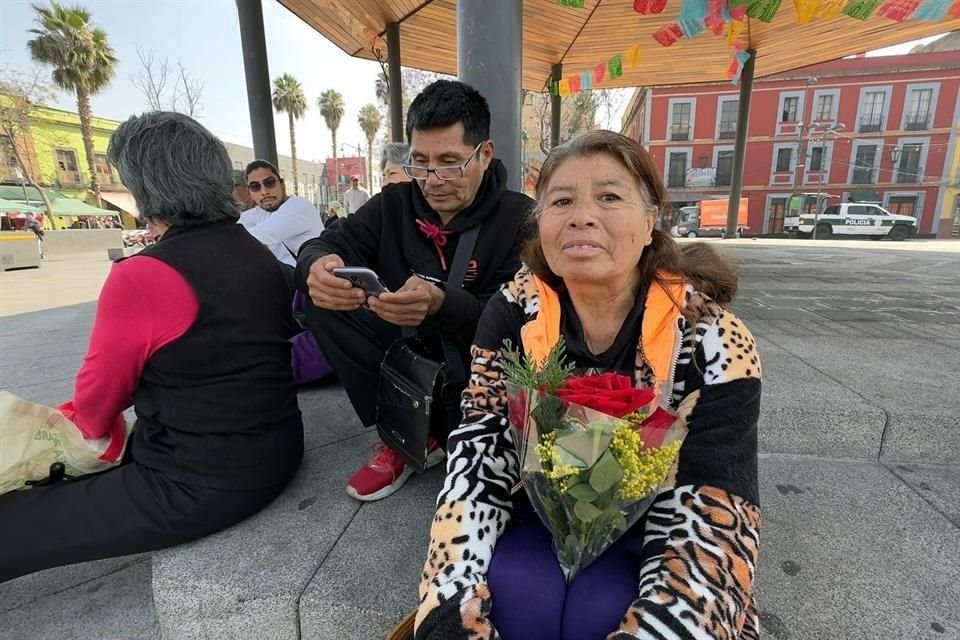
[278,0,959,91]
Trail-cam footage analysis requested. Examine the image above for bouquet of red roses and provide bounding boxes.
[501,340,684,581]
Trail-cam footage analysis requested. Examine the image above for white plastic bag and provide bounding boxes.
[0,391,127,495]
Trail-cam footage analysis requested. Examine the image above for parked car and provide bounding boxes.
[795,203,917,240]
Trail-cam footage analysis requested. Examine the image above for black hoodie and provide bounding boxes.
[295,159,534,352]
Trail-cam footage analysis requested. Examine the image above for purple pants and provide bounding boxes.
[487,499,644,640]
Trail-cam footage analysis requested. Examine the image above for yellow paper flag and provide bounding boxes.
[726,19,745,48]
[815,0,848,18]
[559,79,572,97]
[794,0,822,23]
[625,43,643,69]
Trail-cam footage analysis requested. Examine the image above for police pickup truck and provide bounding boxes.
[785,203,918,241]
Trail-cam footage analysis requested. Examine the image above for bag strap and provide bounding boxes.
[402,224,480,382]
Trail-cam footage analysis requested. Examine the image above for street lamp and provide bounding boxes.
[889,146,902,165]
[809,122,845,240]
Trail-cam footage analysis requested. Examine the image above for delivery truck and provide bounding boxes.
[671,198,749,238]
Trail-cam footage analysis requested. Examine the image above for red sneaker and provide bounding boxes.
[345,438,446,502]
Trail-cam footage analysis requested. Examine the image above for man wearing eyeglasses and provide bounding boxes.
[239,160,325,282]
[296,79,533,502]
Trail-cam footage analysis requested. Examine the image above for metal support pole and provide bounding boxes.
[457,0,523,192]
[236,0,277,166]
[725,48,756,239]
[550,63,562,149]
[386,22,404,143]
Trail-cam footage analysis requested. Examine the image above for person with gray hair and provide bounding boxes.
[0,111,304,582]
[381,142,412,187]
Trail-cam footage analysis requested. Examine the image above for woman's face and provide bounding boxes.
[382,160,410,186]
[538,153,657,289]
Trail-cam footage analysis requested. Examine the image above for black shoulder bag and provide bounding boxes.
[376,225,480,473]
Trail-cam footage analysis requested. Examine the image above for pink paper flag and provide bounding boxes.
[633,0,668,14]
[594,62,607,84]
[653,23,684,47]
[877,0,921,20]
[569,74,582,93]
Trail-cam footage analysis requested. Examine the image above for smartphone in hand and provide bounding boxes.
[332,267,389,297]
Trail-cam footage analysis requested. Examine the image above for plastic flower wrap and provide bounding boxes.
[501,341,684,582]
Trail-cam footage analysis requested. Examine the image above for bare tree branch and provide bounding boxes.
[172,60,204,117]
[130,45,170,111]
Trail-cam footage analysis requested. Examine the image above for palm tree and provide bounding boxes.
[318,89,345,200]
[357,104,382,192]
[272,74,307,196]
[28,2,117,207]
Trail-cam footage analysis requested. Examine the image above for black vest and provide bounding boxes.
[131,222,303,490]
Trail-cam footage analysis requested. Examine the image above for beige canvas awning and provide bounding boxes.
[100,191,141,218]
[278,0,959,91]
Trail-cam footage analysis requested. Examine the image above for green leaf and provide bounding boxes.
[610,511,628,532]
[567,482,599,502]
[588,450,623,494]
[573,500,603,522]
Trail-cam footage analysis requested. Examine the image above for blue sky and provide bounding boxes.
[0,1,946,163]
[0,0,383,162]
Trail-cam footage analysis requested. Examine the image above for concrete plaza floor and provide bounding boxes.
[0,239,958,640]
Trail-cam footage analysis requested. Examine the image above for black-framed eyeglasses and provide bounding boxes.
[247,176,281,192]
[402,142,484,182]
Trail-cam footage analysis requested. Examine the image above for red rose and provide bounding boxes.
[637,407,675,447]
[508,389,527,430]
[556,373,655,418]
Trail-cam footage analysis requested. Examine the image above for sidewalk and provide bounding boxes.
[1,241,958,640]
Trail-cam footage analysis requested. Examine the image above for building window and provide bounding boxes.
[670,102,692,141]
[781,96,799,123]
[887,195,918,217]
[852,145,878,184]
[905,88,933,131]
[896,143,923,184]
[716,150,734,186]
[0,136,19,180]
[94,153,114,185]
[859,91,885,132]
[809,146,824,172]
[55,149,82,186]
[718,99,738,139]
[667,152,688,188]
[815,94,835,121]
[775,147,793,173]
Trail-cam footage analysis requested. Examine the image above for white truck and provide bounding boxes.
[786,202,918,241]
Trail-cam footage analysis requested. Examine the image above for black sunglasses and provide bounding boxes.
[247,176,281,192]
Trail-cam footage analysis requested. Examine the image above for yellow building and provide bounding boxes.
[0,104,138,229]
[938,120,960,238]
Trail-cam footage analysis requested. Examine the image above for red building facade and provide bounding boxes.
[622,51,960,238]
[324,156,368,191]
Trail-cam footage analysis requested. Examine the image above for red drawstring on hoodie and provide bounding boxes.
[416,218,452,271]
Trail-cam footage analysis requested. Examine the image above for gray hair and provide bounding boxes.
[380,142,410,171]
[107,112,238,226]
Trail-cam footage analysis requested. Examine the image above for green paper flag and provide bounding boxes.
[556,0,587,7]
[608,54,624,80]
[746,0,783,22]
[843,0,884,18]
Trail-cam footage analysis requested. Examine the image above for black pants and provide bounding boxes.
[304,300,402,427]
[0,461,286,583]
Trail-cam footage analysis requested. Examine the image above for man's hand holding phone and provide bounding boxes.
[367,275,444,327]
[306,254,366,311]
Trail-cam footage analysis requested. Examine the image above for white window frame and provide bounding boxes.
[803,140,835,185]
[715,96,739,140]
[855,85,893,134]
[900,83,940,131]
[667,98,696,142]
[848,141,881,185]
[811,89,841,124]
[712,145,735,187]
[763,193,793,234]
[882,191,925,224]
[665,146,693,189]
[893,136,930,185]
[770,142,800,186]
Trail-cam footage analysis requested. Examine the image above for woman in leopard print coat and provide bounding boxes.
[415,130,761,640]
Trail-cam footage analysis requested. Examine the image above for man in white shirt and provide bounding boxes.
[342,176,370,214]
[239,160,325,272]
